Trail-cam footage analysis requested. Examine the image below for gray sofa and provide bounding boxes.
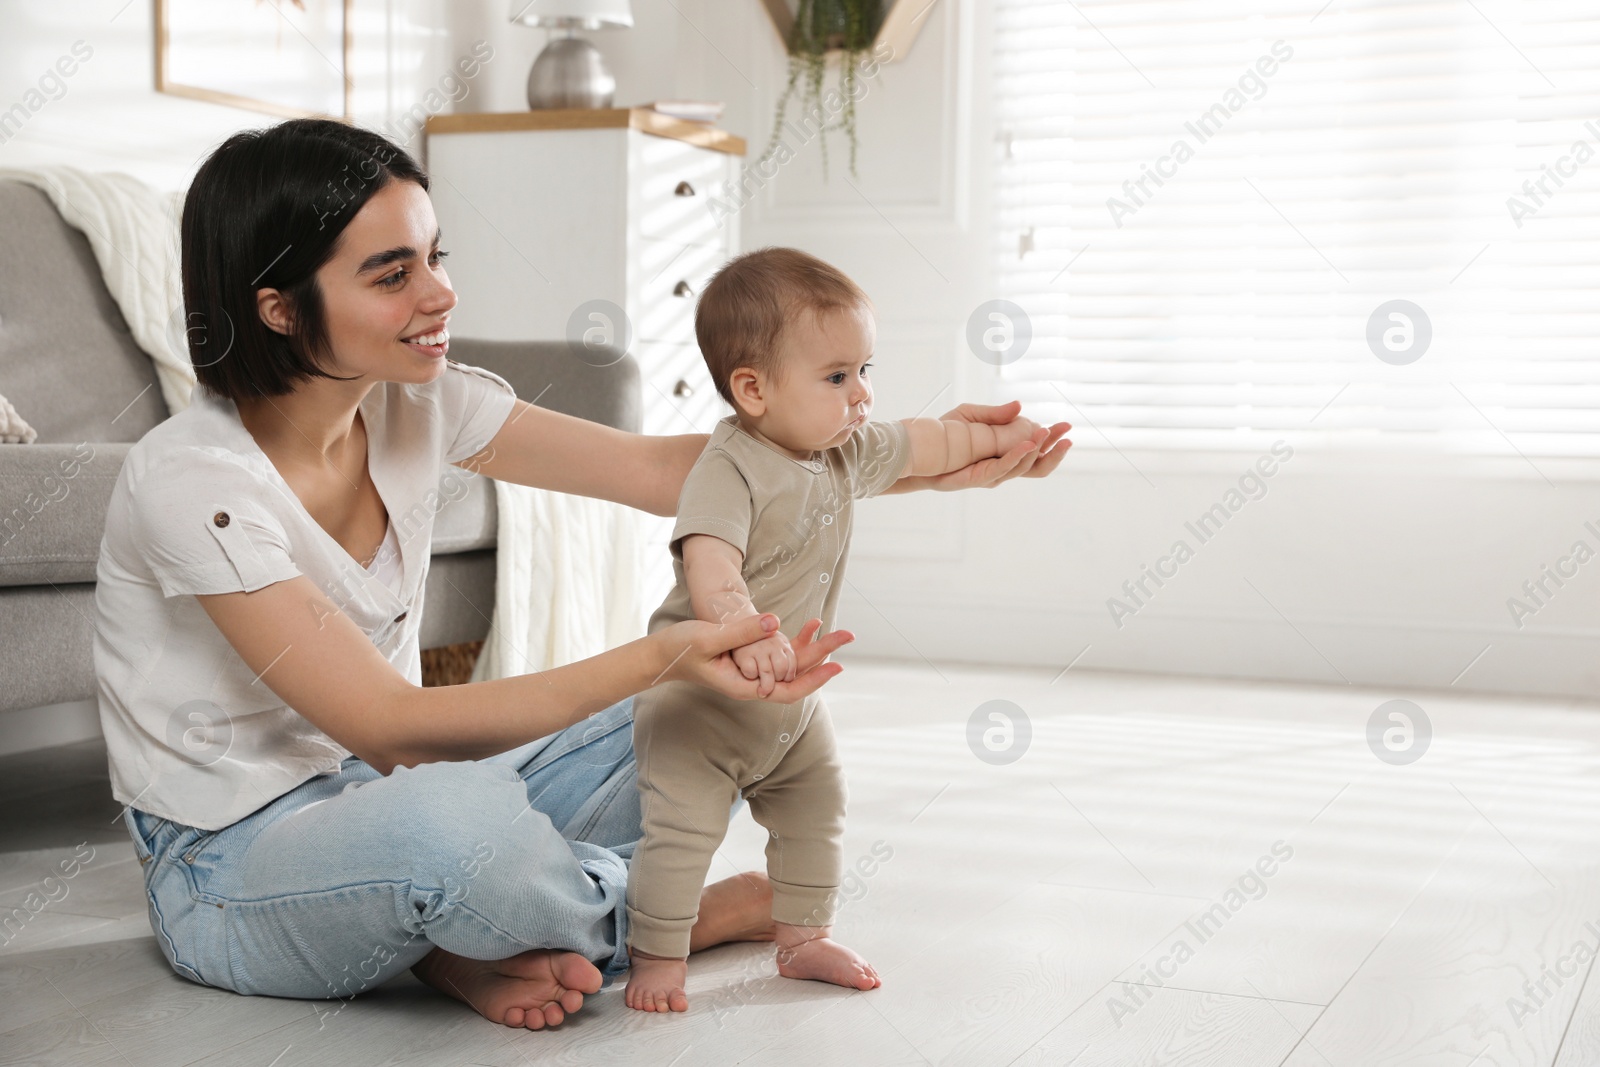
[0,178,640,716]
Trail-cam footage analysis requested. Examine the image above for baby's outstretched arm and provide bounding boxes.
[899,414,1043,479]
[680,534,795,697]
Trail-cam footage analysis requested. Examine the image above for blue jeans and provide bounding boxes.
[123,696,660,999]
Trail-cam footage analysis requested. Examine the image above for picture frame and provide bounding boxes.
[154,0,352,120]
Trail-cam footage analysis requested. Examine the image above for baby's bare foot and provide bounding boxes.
[625,950,689,1012]
[774,925,881,991]
[411,946,602,1029]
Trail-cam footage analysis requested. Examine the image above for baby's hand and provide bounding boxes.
[732,631,797,698]
[992,414,1044,455]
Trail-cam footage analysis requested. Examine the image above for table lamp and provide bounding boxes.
[510,0,634,110]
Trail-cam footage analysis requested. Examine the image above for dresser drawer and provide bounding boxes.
[632,134,734,244]
[632,238,728,345]
[636,341,727,437]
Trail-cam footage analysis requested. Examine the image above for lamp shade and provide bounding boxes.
[509,0,633,29]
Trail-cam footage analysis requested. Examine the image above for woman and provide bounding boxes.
[91,118,1071,1031]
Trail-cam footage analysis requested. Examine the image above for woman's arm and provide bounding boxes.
[194,573,851,775]
[457,396,1069,508]
[455,399,709,516]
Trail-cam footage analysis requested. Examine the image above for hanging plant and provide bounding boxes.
[759,0,886,180]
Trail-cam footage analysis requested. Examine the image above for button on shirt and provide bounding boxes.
[646,413,911,681]
[92,360,518,831]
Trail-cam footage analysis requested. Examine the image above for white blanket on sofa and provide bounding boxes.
[3,164,647,679]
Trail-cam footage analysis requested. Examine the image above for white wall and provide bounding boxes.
[635,0,1600,704]
[0,0,546,190]
[4,0,1595,706]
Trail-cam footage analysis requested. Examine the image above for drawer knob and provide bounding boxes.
[673,378,694,398]
[674,180,696,197]
[672,279,694,298]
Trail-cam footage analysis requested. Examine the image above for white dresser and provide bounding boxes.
[423,108,745,609]
[423,108,743,439]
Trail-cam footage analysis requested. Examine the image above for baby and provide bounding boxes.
[624,246,1042,1012]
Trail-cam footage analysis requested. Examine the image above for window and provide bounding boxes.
[992,0,1600,458]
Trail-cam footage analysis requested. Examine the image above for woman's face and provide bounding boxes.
[299,178,457,385]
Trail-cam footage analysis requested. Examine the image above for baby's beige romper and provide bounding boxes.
[625,414,911,959]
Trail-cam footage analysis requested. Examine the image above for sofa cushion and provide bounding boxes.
[0,442,497,588]
[1,552,499,711]
[3,582,98,711]
[0,181,170,443]
[430,466,498,554]
[0,442,129,586]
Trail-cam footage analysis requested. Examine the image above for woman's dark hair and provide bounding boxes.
[180,118,429,401]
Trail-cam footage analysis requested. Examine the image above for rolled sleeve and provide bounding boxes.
[440,360,519,465]
[841,418,911,498]
[130,450,301,598]
[669,449,753,560]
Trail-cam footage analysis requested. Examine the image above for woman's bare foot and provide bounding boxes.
[410,946,602,1029]
[625,871,776,1013]
[774,921,880,991]
[689,871,776,952]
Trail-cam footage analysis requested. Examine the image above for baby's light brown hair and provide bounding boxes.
[695,247,871,410]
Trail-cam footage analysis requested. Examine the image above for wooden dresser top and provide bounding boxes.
[424,107,747,156]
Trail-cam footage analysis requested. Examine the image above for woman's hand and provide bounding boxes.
[886,400,1072,493]
[654,613,851,703]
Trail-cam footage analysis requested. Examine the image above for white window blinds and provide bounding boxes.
[992,0,1600,458]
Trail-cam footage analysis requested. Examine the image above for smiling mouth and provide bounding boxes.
[401,327,449,357]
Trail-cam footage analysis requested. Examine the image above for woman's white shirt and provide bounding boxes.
[361,517,404,593]
[92,360,518,831]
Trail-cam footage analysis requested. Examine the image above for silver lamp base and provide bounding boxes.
[527,35,616,109]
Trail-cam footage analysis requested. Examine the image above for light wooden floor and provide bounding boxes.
[3,661,1599,1066]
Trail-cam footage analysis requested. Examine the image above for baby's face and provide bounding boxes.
[749,303,876,455]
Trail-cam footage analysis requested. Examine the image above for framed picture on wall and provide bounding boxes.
[155,0,352,119]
